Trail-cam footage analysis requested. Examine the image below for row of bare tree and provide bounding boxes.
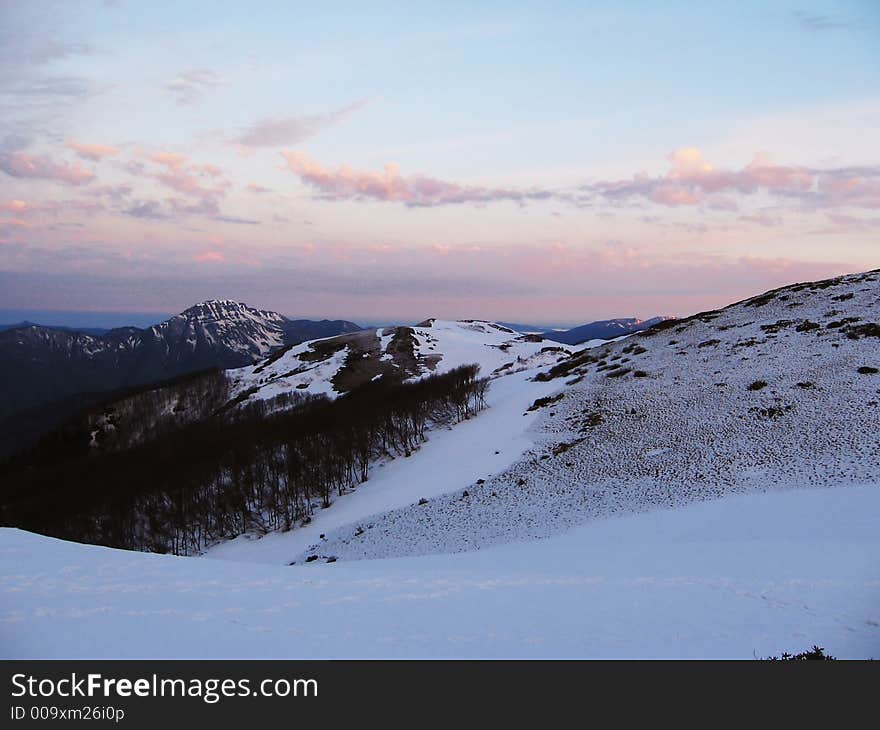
[0,365,488,555]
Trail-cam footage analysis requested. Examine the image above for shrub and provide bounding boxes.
[747,380,768,391]
[762,645,836,661]
[857,366,879,375]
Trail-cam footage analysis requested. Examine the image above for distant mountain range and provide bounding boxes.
[502,317,675,344]
[0,305,671,458]
[0,322,110,337]
[0,301,360,454]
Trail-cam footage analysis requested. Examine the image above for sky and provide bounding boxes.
[0,0,878,325]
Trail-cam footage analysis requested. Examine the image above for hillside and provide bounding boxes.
[225,319,571,406]
[288,268,880,561]
[0,301,361,454]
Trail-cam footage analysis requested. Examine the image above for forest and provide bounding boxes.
[0,364,488,555]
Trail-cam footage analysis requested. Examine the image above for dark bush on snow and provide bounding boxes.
[761,645,836,661]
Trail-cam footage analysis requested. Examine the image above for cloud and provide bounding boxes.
[0,3,94,111]
[281,150,557,207]
[0,151,94,185]
[123,201,166,219]
[740,212,783,227]
[590,148,880,209]
[794,11,847,31]
[0,200,37,213]
[163,68,226,105]
[245,183,272,194]
[819,212,880,231]
[146,151,228,199]
[232,101,366,148]
[67,141,119,161]
[194,251,225,263]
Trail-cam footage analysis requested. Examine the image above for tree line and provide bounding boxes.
[0,364,488,555]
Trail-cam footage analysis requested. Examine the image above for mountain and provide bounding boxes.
[540,316,674,344]
[0,301,360,451]
[0,321,110,336]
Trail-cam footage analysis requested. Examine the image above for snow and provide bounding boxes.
[226,319,573,406]
[2,486,877,659]
[314,270,880,561]
[205,370,566,564]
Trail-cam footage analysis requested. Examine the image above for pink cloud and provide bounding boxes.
[592,148,880,209]
[67,142,119,162]
[194,251,225,263]
[146,151,227,199]
[0,218,29,228]
[281,150,555,207]
[0,200,36,213]
[0,152,94,185]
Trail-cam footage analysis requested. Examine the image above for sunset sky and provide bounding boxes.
[1,0,878,325]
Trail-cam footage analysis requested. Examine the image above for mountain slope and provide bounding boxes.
[305,268,880,561]
[225,319,571,406]
[0,301,361,442]
[541,316,673,344]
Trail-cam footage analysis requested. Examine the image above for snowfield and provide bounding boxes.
[1,486,878,658]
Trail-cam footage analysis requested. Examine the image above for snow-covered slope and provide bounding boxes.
[225,319,571,405]
[2,485,878,658]
[148,299,289,358]
[305,269,880,561]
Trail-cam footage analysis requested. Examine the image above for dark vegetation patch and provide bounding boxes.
[744,292,777,307]
[747,380,768,391]
[606,367,631,378]
[535,349,599,381]
[795,321,820,332]
[844,322,880,339]
[831,292,854,301]
[857,366,879,375]
[552,438,585,456]
[751,405,793,419]
[796,382,814,389]
[581,412,604,431]
[527,393,564,411]
[826,317,860,329]
[761,646,835,661]
[760,320,794,333]
[633,370,649,378]
[0,365,489,555]
[697,339,721,348]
